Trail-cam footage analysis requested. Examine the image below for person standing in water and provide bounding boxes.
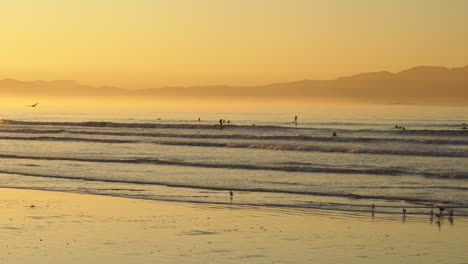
[332,131,337,139]
[294,115,298,126]
[219,119,223,130]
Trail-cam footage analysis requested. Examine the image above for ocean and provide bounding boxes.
[1,104,467,216]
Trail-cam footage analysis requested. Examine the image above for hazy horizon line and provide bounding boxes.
[2,64,467,90]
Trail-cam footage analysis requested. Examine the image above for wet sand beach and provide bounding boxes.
[1,188,467,264]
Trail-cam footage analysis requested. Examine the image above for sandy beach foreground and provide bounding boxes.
[1,188,466,264]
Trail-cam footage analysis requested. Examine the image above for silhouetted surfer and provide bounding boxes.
[294,115,298,126]
[332,131,337,139]
[219,119,223,130]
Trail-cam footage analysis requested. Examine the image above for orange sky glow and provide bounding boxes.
[1,0,467,89]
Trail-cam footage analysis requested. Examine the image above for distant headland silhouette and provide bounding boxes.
[1,65,467,104]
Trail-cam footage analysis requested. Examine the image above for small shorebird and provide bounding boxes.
[430,209,434,216]
[371,203,375,209]
[27,102,39,107]
[448,209,454,216]
[402,208,407,214]
[230,190,233,197]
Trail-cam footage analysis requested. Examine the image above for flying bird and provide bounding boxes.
[27,103,39,107]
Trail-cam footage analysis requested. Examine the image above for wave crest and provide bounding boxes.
[0,153,466,179]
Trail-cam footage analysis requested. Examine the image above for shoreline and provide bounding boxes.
[1,187,467,263]
[2,185,464,218]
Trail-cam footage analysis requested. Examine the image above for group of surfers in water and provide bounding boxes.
[207,115,468,137]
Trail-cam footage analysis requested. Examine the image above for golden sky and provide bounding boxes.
[1,0,467,89]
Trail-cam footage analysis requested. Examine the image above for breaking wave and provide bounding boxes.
[0,170,464,208]
[153,140,468,158]
[0,135,136,143]
[1,127,467,146]
[0,153,466,179]
[2,119,467,136]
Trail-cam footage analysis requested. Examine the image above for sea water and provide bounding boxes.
[0,104,467,216]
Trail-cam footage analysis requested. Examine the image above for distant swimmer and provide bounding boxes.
[402,126,406,130]
[462,127,467,130]
[332,131,337,139]
[27,102,39,107]
[227,120,230,124]
[219,119,223,130]
[198,117,201,122]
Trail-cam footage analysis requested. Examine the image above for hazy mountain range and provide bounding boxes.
[1,65,467,104]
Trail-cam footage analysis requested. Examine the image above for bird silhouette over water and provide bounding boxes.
[27,102,39,107]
